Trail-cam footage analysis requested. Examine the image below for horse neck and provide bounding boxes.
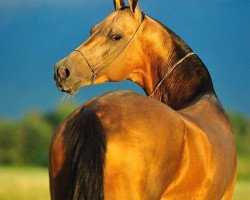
[140,17,216,110]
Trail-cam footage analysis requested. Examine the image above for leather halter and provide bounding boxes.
[72,12,194,97]
[149,52,195,97]
[73,12,145,84]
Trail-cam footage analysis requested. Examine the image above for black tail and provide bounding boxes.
[64,106,106,200]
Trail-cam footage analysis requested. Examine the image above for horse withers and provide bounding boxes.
[51,0,237,199]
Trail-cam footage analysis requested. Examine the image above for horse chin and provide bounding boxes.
[55,81,80,95]
[57,87,78,95]
[64,84,81,95]
[65,79,89,95]
[66,88,78,95]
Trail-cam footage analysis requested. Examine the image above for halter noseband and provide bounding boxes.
[73,12,145,85]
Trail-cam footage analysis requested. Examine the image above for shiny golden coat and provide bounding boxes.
[50,0,237,199]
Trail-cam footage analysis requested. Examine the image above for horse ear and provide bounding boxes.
[128,0,140,13]
[113,0,126,10]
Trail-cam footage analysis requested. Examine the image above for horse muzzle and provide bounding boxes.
[54,54,93,94]
[54,60,78,94]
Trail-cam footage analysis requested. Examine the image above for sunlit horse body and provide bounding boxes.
[50,0,237,199]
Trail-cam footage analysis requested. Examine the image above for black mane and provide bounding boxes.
[153,18,193,55]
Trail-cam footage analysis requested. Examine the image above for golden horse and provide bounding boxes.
[50,0,237,199]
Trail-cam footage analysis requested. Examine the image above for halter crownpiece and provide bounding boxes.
[149,52,195,97]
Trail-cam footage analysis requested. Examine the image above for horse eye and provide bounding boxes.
[111,35,122,41]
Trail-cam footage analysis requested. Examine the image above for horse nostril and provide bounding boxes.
[57,66,70,80]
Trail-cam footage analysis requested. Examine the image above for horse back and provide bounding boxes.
[49,90,236,200]
[50,90,187,199]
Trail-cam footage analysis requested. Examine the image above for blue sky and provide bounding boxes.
[0,0,249,119]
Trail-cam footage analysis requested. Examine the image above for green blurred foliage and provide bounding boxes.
[0,107,249,171]
[0,120,20,165]
[229,113,250,156]
[0,103,76,166]
[229,113,250,180]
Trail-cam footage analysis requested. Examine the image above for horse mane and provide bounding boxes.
[63,105,106,200]
[155,19,193,56]
[149,17,216,110]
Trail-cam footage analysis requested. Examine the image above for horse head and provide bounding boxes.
[54,0,148,95]
[54,0,214,110]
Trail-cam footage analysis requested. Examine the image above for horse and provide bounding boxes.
[50,0,237,199]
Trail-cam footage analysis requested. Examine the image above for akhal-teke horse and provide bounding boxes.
[50,0,237,199]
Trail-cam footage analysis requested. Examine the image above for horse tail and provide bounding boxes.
[65,105,106,200]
